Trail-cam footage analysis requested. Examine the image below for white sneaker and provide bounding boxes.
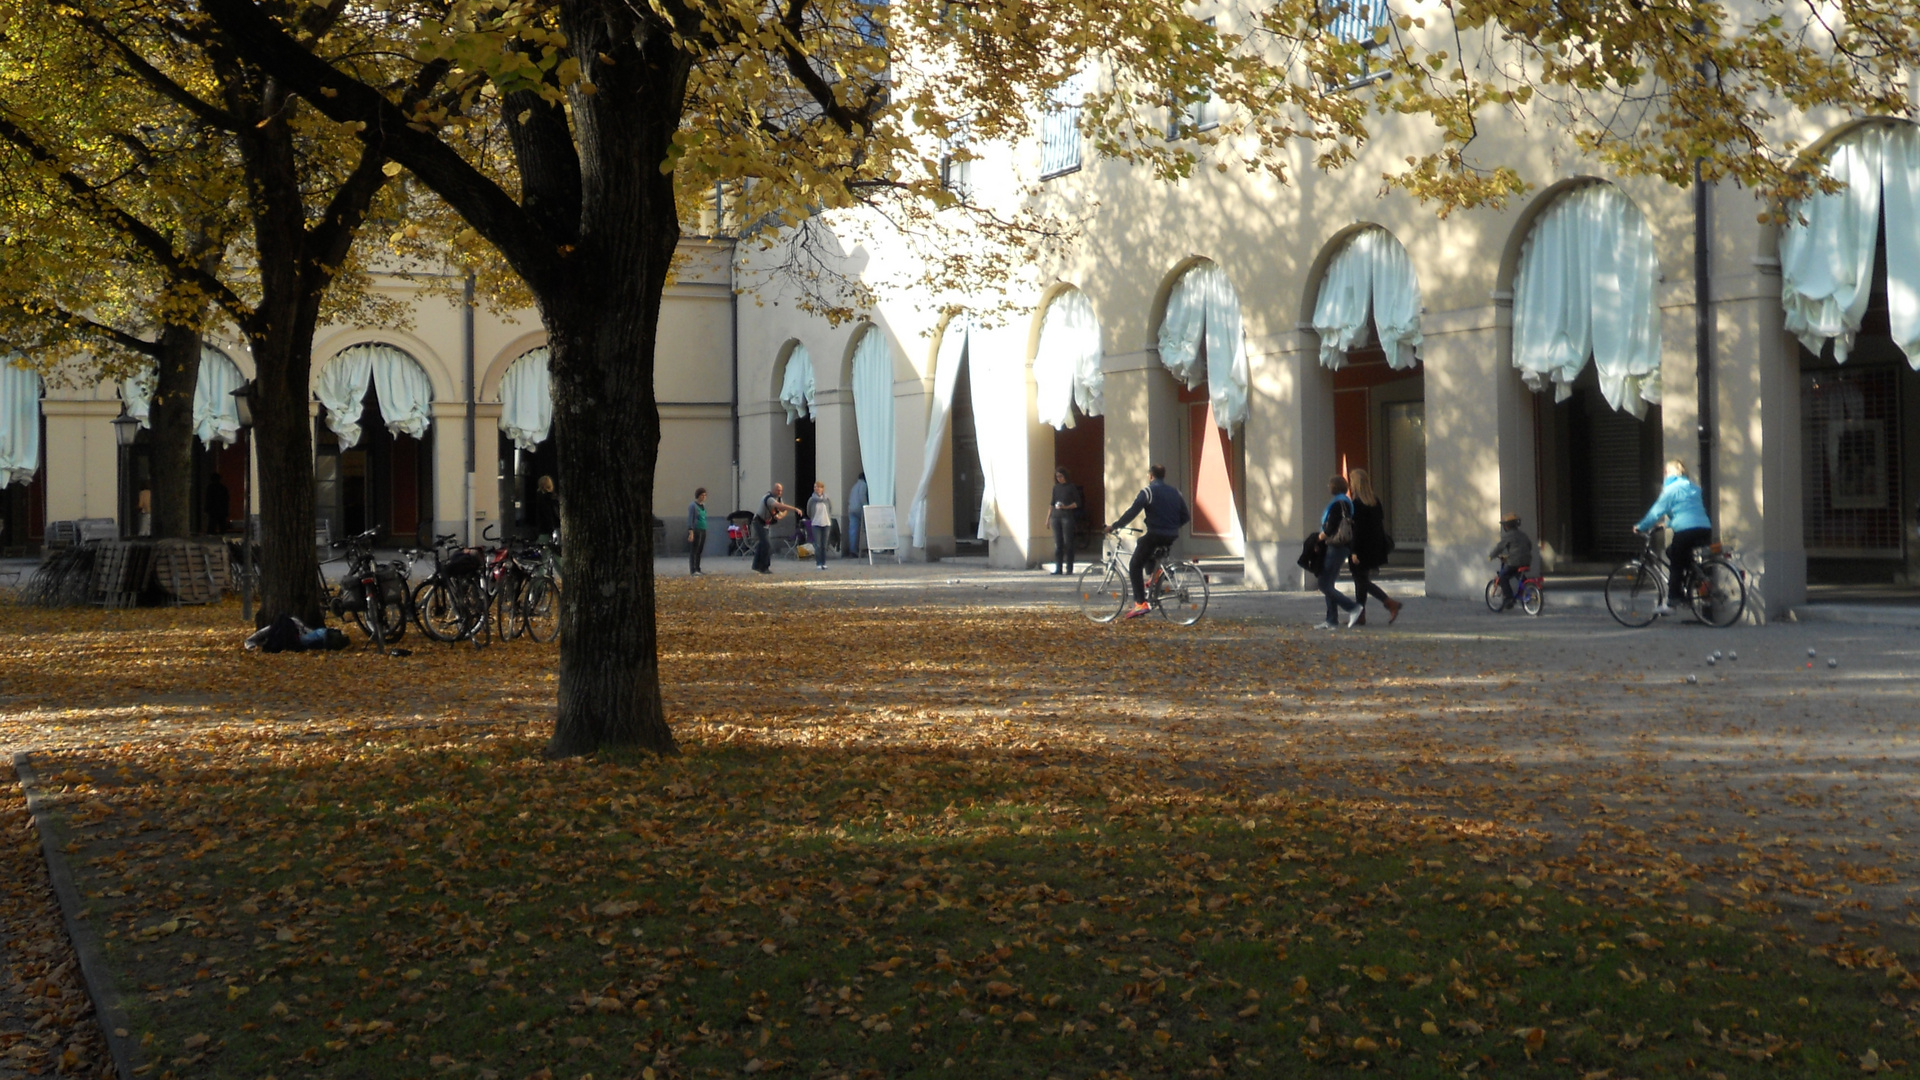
[1652,603,1673,616]
[1344,607,1363,628]
[1311,621,1336,630]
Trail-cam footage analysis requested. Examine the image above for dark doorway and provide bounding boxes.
[500,431,561,543]
[191,436,249,535]
[794,414,816,500]
[1053,410,1105,551]
[1330,336,1426,551]
[1535,364,1664,564]
[315,387,433,545]
[951,356,985,550]
[3,417,45,554]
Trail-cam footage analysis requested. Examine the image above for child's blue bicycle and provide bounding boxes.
[1485,559,1544,616]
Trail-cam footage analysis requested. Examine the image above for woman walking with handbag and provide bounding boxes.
[1314,475,1362,630]
[1346,468,1403,626]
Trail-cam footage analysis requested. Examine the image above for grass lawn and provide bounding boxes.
[32,733,1918,1079]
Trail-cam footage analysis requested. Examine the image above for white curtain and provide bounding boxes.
[0,359,41,487]
[1511,183,1663,416]
[193,349,244,448]
[1782,123,1920,367]
[1312,227,1423,370]
[122,367,156,427]
[779,345,816,422]
[850,326,896,512]
[497,347,552,451]
[1156,262,1250,430]
[967,331,1000,541]
[908,322,968,549]
[317,343,434,446]
[1034,289,1104,429]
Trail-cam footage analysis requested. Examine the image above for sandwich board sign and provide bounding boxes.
[862,504,898,563]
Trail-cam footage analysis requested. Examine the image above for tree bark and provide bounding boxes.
[247,310,324,627]
[145,324,199,539]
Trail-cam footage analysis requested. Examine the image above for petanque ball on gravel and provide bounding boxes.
[1729,652,1738,661]
[1706,656,1717,666]
[1713,650,1723,660]
[1828,658,1838,669]
[1686,674,1698,684]
[1808,647,1818,657]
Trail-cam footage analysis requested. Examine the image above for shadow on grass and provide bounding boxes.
[29,732,1916,1079]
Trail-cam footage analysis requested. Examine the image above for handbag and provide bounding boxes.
[1327,496,1354,547]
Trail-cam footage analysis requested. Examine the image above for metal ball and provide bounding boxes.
[1686,674,1698,684]
[1712,650,1723,660]
[1828,658,1838,669]
[1706,656,1717,666]
[1729,652,1738,661]
[1809,647,1818,657]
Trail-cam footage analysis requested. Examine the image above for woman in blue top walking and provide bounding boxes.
[1634,459,1711,617]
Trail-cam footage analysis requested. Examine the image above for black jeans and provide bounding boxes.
[1319,544,1357,623]
[689,529,706,574]
[1351,560,1393,608]
[1129,533,1175,603]
[752,522,772,571]
[1667,527,1712,603]
[1052,515,1075,573]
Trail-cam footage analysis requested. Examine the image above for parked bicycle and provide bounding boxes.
[409,534,483,643]
[1484,558,1545,616]
[1077,528,1209,626]
[1606,528,1747,628]
[327,527,409,647]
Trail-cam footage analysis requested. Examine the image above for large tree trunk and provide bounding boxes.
[247,312,325,627]
[145,324,200,539]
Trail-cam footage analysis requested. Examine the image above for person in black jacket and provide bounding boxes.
[532,475,561,542]
[1108,464,1190,620]
[1346,468,1403,625]
[1048,467,1082,575]
[1315,474,1361,630]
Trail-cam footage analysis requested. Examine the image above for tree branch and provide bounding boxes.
[71,13,247,132]
[198,0,562,293]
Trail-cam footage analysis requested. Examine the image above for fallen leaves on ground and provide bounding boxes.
[0,581,1916,1079]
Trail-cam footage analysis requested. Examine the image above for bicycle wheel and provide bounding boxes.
[522,574,561,643]
[1690,558,1746,628]
[1604,561,1663,628]
[1485,579,1506,613]
[1521,582,1544,616]
[1154,561,1209,625]
[414,579,468,642]
[495,578,526,641]
[1078,564,1128,624]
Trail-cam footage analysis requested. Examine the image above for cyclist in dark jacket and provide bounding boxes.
[1108,465,1191,620]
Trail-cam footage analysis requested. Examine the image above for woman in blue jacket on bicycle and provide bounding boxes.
[1635,459,1711,617]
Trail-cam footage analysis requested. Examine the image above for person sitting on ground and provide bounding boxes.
[1635,458,1711,618]
[1107,464,1190,621]
[1488,512,1536,610]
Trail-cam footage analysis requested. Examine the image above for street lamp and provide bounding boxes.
[112,412,139,539]
[231,383,256,622]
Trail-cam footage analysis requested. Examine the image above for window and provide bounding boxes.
[941,147,973,200]
[1167,19,1222,137]
[1324,0,1391,89]
[1040,68,1089,179]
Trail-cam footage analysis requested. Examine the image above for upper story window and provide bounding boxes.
[941,139,974,200]
[1167,19,1222,138]
[1040,68,1090,179]
[1324,0,1392,88]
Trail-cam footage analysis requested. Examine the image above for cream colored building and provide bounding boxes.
[1,238,740,556]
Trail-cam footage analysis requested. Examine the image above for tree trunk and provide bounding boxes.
[145,324,200,539]
[248,319,325,627]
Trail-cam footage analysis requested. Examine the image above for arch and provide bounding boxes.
[1155,260,1249,431]
[315,342,436,447]
[314,328,456,403]
[1145,255,1217,354]
[1307,225,1423,371]
[119,345,247,448]
[479,331,549,402]
[1494,176,1611,296]
[776,340,816,421]
[1032,286,1104,428]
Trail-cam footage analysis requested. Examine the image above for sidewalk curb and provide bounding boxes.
[12,752,140,1080]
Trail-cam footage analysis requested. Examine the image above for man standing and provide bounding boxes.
[1107,464,1190,620]
[844,472,869,557]
[753,482,804,574]
[203,472,231,534]
[686,487,709,576]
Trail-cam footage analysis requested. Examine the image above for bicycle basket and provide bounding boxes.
[445,552,483,577]
[333,575,368,613]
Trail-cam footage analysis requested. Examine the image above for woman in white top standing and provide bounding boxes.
[805,481,834,570]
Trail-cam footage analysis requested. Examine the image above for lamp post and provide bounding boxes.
[111,413,139,539]
[231,383,256,622]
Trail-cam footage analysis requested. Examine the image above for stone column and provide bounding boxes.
[1420,303,1519,599]
[1713,256,1805,618]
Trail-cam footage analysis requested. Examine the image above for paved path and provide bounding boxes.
[666,553,1920,922]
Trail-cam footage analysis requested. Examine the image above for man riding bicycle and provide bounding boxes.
[1107,464,1191,620]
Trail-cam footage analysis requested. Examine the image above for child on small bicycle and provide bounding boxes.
[1488,512,1536,611]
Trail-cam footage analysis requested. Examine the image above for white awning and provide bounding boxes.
[0,359,41,487]
[850,326,896,508]
[1156,262,1249,430]
[1511,183,1663,416]
[907,320,998,548]
[317,343,435,446]
[121,347,246,448]
[1781,122,1920,367]
[1312,226,1423,371]
[779,345,815,422]
[1034,288,1104,429]
[498,347,552,451]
